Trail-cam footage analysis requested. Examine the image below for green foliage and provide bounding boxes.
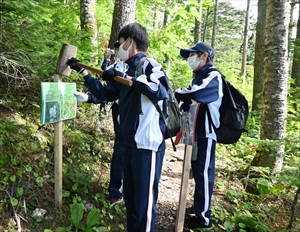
[1,0,300,231]
[55,200,105,232]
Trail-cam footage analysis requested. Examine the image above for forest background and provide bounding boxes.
[1,0,300,231]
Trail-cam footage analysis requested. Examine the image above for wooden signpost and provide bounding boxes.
[49,44,133,208]
[175,145,192,232]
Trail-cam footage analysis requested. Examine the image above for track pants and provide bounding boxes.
[123,145,165,232]
[191,138,216,226]
[108,136,125,200]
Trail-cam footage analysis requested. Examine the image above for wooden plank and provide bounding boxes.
[175,145,192,232]
[53,74,63,208]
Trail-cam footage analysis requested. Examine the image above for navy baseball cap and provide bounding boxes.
[180,42,215,59]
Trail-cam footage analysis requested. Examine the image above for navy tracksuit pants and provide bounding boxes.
[108,103,124,201]
[108,136,125,200]
[123,145,165,232]
[191,138,216,226]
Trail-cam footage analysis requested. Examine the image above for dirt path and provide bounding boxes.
[155,141,195,232]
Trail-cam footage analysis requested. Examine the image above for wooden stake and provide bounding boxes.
[53,74,63,208]
[175,145,192,232]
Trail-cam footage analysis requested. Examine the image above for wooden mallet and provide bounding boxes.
[56,44,132,86]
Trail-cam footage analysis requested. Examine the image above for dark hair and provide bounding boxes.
[113,41,120,49]
[118,23,149,52]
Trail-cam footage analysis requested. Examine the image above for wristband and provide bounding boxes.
[78,68,85,74]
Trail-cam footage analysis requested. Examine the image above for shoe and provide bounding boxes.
[110,195,123,206]
[184,217,212,231]
[185,206,196,216]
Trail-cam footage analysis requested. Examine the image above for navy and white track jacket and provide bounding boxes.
[83,53,169,152]
[175,62,223,141]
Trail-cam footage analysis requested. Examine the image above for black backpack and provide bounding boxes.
[206,68,249,144]
[136,58,181,151]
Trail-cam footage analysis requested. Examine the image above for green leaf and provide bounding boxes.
[10,175,16,183]
[92,227,109,232]
[17,187,24,197]
[36,177,44,187]
[224,220,235,230]
[238,222,246,228]
[71,203,83,229]
[11,198,18,207]
[54,227,69,232]
[257,178,270,195]
[269,183,285,194]
[86,208,100,228]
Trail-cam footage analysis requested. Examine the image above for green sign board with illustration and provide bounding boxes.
[40,82,77,124]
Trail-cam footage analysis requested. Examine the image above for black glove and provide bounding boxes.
[102,68,127,82]
[180,99,192,112]
[175,92,181,104]
[67,57,85,74]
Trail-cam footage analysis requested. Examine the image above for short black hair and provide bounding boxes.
[118,23,149,52]
[113,41,120,49]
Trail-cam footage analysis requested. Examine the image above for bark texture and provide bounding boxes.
[211,0,218,49]
[252,0,266,113]
[194,0,202,43]
[291,3,300,88]
[241,0,250,77]
[80,0,98,48]
[252,0,290,172]
[109,0,136,48]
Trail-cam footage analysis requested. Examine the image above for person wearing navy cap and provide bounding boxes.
[175,42,223,230]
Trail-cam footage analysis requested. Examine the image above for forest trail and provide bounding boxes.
[155,141,196,231]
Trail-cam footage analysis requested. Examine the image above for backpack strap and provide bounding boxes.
[136,57,147,115]
[152,101,177,152]
[206,68,238,132]
[203,67,223,132]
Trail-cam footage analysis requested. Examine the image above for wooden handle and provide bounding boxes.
[76,62,132,86]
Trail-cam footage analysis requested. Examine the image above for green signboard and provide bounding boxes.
[40,82,77,124]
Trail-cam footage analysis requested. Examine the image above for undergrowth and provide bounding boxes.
[0,82,300,232]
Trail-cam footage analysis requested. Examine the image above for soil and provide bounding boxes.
[155,141,196,232]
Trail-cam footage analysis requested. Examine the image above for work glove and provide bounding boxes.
[102,68,127,82]
[67,57,85,74]
[180,99,192,112]
[74,91,88,102]
[174,91,181,104]
[114,61,129,73]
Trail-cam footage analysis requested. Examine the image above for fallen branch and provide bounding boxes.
[5,189,22,232]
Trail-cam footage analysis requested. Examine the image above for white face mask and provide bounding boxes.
[118,39,132,61]
[187,55,201,70]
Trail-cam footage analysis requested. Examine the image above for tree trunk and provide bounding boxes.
[288,1,296,60]
[163,0,172,73]
[0,0,2,44]
[211,0,218,49]
[240,0,250,79]
[202,7,211,42]
[109,0,136,48]
[80,0,98,61]
[291,2,300,88]
[194,0,202,43]
[251,0,290,173]
[252,0,266,113]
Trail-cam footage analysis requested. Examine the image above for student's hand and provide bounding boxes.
[74,91,88,102]
[67,57,85,74]
[102,68,127,82]
[104,48,112,59]
[180,99,192,112]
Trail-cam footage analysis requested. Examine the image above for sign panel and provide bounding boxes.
[40,82,77,124]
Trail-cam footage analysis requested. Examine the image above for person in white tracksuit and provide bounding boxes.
[68,23,170,232]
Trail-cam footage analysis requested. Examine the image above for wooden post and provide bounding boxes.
[53,74,63,208]
[175,145,192,232]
